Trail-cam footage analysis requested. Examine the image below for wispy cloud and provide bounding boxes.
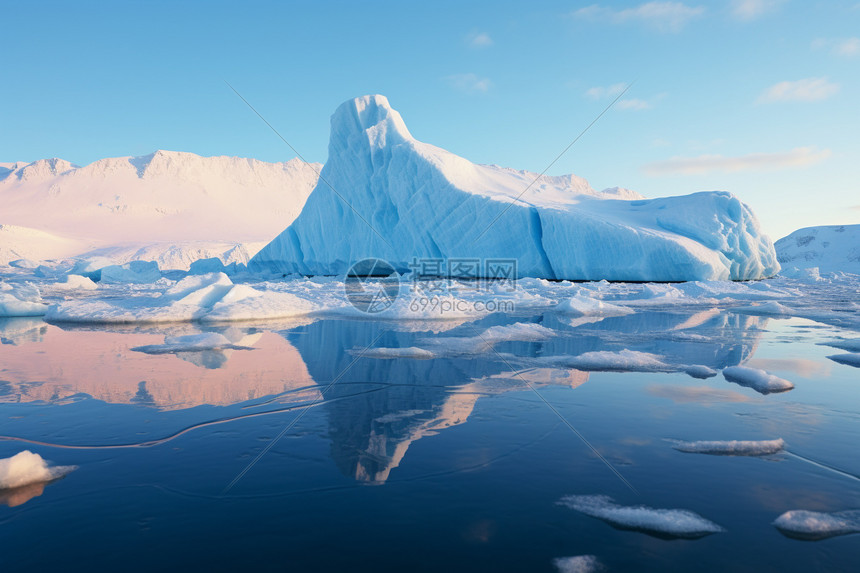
[446,73,492,94]
[617,98,652,110]
[572,2,705,33]
[757,77,840,103]
[584,83,627,100]
[812,37,860,57]
[643,147,831,176]
[467,32,493,48]
[730,0,783,21]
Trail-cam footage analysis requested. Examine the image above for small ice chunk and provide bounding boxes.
[732,301,793,316]
[0,450,76,489]
[684,365,718,379]
[670,438,785,456]
[99,260,161,284]
[773,509,860,540]
[554,295,634,317]
[827,353,860,368]
[553,555,603,573]
[0,283,47,317]
[362,347,435,359]
[722,366,794,394]
[558,494,724,539]
[53,274,99,290]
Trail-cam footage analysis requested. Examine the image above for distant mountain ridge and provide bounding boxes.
[0,150,321,266]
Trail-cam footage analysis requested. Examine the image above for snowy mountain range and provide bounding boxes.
[0,151,320,267]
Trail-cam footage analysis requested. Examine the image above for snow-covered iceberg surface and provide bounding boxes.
[557,494,724,539]
[251,95,779,281]
[776,224,860,275]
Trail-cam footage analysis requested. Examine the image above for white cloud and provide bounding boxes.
[617,98,652,110]
[730,0,783,21]
[834,37,860,56]
[467,32,493,48]
[814,37,860,57]
[446,73,492,94]
[642,147,831,176]
[572,2,705,33]
[757,77,840,103]
[584,83,627,100]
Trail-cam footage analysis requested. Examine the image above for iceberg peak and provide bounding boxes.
[331,95,413,150]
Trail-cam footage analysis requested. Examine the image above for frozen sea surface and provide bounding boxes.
[0,270,859,571]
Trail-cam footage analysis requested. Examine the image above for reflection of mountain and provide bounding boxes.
[285,310,767,483]
[0,325,314,409]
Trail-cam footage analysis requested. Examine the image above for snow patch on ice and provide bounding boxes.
[558,494,724,539]
[0,451,76,489]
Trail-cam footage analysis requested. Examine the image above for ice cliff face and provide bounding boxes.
[250,95,780,280]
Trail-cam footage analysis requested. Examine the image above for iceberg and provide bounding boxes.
[250,95,779,281]
[776,224,860,275]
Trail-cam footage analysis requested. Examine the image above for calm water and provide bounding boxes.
[1,309,858,572]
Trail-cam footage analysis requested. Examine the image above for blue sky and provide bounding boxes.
[2,0,858,239]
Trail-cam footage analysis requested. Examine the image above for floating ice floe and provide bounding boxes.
[722,366,795,394]
[669,438,785,456]
[0,450,76,490]
[543,350,674,372]
[684,365,719,379]
[773,509,860,540]
[554,294,635,318]
[362,322,555,359]
[131,332,254,354]
[0,282,48,317]
[826,353,860,368]
[558,494,724,539]
[361,346,436,359]
[45,272,318,324]
[553,555,604,573]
